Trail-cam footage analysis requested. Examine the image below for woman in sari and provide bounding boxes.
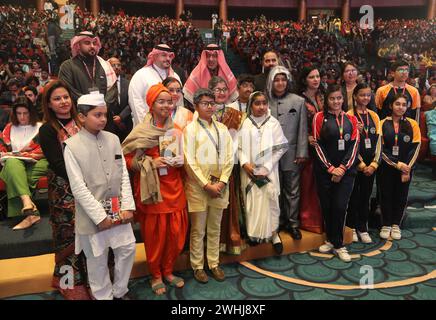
[39,80,91,300]
[296,66,324,234]
[208,76,246,255]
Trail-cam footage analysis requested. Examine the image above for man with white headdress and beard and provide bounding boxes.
[128,44,181,126]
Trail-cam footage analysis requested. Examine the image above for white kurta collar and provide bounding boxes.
[251,114,268,124]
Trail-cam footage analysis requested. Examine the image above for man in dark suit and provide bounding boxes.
[108,57,133,141]
[254,51,280,92]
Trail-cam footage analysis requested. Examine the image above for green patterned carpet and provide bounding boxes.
[4,165,436,300]
[6,227,436,300]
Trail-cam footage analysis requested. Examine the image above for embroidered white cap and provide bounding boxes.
[77,93,106,107]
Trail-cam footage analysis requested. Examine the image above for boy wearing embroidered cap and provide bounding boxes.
[64,93,136,300]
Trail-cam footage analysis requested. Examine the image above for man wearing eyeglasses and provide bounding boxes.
[375,60,421,122]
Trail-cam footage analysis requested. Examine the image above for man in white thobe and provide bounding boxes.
[128,44,181,126]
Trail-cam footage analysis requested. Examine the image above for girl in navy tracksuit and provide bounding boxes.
[346,83,382,244]
[312,84,359,262]
[379,93,421,241]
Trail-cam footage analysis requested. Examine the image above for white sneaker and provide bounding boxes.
[391,225,402,240]
[334,247,352,262]
[352,229,358,242]
[424,204,436,209]
[358,232,373,244]
[379,226,391,239]
[319,241,334,253]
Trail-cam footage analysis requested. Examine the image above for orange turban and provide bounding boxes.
[146,83,170,112]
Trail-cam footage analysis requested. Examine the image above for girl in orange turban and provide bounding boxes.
[122,83,188,296]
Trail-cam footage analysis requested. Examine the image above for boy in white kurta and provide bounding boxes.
[238,92,288,254]
[64,93,136,300]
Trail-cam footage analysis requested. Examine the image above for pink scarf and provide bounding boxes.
[145,46,176,77]
[183,47,238,104]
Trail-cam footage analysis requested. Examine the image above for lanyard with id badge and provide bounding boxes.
[392,121,400,156]
[81,56,98,93]
[197,119,224,198]
[356,111,372,149]
[336,112,345,151]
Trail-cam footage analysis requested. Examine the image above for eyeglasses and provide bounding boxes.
[396,68,409,73]
[198,101,216,108]
[213,88,228,94]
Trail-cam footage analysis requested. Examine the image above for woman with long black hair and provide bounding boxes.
[346,83,382,244]
[39,80,91,299]
[312,84,359,262]
[296,65,324,234]
[379,93,421,240]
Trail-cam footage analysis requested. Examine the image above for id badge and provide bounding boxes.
[364,138,372,149]
[338,139,345,151]
[392,146,399,156]
[159,167,168,176]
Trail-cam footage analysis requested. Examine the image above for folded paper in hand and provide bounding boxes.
[0,155,37,166]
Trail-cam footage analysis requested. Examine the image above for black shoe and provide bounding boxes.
[273,242,283,255]
[288,227,302,240]
[247,239,260,247]
[272,233,283,255]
